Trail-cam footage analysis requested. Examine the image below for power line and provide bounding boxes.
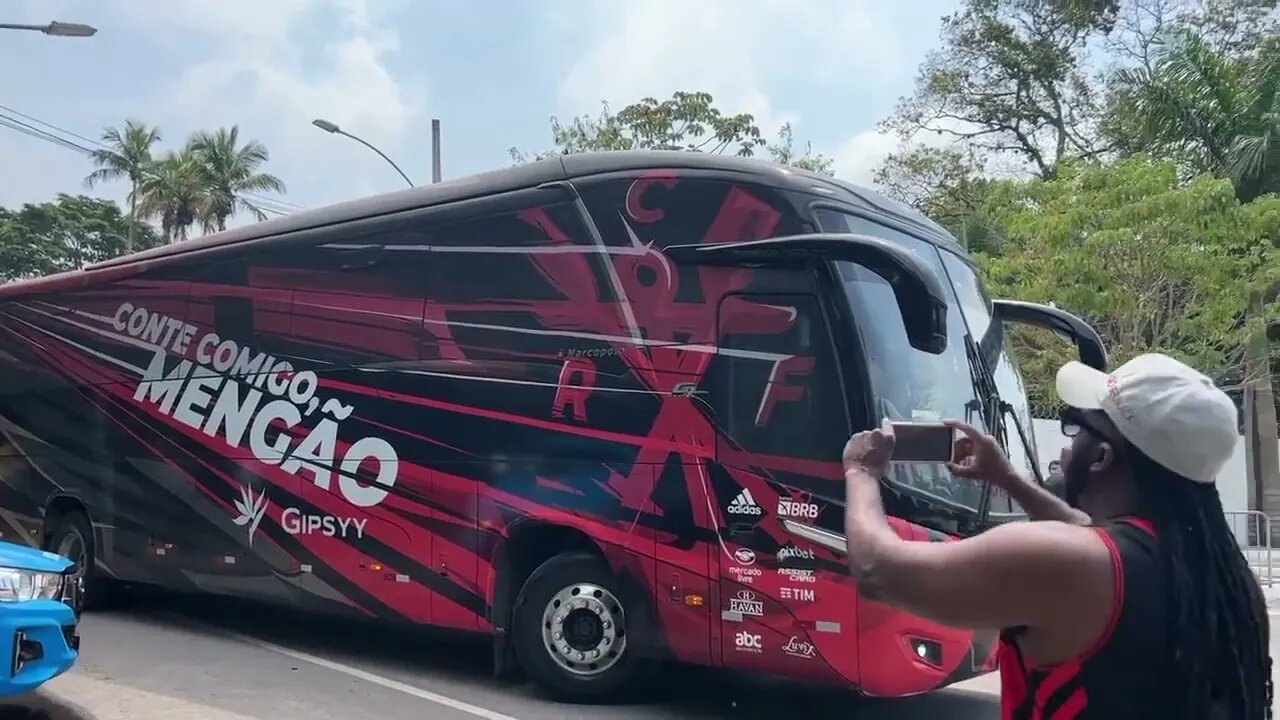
[0,103,104,149]
[0,102,302,215]
[0,112,95,155]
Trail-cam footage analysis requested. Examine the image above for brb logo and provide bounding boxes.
[734,631,763,653]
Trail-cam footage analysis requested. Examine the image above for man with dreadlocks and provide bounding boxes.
[841,352,1273,718]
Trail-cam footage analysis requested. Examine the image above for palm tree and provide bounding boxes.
[188,126,286,232]
[1111,30,1279,202]
[83,120,162,252]
[136,146,207,243]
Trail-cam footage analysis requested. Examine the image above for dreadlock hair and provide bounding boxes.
[1127,442,1273,719]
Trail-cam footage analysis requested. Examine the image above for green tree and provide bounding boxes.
[137,146,208,243]
[82,119,162,253]
[874,145,997,249]
[975,156,1277,415]
[881,0,1120,181]
[0,195,162,282]
[769,122,835,176]
[1106,27,1280,202]
[188,125,287,232]
[510,90,831,174]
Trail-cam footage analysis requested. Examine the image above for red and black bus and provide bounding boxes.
[0,151,1106,700]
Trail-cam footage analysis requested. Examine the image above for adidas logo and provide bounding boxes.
[727,489,763,516]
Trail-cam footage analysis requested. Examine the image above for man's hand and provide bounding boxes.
[945,419,1091,525]
[945,419,1018,489]
[843,420,895,480]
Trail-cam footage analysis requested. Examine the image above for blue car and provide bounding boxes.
[0,540,80,697]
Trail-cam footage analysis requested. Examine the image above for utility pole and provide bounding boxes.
[431,118,442,184]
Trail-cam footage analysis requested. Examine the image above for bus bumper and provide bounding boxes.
[0,600,79,697]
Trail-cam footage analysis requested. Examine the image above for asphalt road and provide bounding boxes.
[11,587,1280,720]
[0,591,1004,720]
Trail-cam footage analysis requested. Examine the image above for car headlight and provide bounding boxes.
[0,567,64,602]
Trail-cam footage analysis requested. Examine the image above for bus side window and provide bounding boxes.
[706,292,849,463]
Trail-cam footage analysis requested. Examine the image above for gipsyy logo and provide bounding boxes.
[783,636,817,660]
[727,489,763,516]
[734,631,762,653]
[776,545,815,563]
[729,589,764,617]
[232,484,269,547]
[777,497,819,519]
[231,484,368,546]
[733,548,756,566]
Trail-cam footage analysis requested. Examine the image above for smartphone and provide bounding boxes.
[889,421,954,464]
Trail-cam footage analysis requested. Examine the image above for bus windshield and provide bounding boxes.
[818,208,1037,517]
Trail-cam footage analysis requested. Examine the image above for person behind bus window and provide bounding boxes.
[1045,459,1065,500]
[841,353,1272,719]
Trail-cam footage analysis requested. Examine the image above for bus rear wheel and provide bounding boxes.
[512,552,652,702]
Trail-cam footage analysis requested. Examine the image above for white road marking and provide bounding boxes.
[226,631,522,720]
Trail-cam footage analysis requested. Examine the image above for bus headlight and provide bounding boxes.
[0,567,64,602]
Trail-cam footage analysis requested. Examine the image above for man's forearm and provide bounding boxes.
[999,471,1091,525]
[844,467,902,599]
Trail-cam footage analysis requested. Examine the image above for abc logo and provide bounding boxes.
[735,631,762,649]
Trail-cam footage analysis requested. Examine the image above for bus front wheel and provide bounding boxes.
[44,511,107,612]
[511,552,652,702]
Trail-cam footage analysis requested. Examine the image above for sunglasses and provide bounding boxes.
[1059,410,1109,441]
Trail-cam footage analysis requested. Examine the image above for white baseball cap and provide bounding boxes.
[1055,353,1239,485]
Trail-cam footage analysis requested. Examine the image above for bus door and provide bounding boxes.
[707,291,855,681]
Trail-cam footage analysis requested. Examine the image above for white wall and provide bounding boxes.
[1029,419,1265,545]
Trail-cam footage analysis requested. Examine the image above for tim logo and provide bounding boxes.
[231,484,269,547]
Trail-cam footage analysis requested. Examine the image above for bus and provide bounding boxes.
[0,151,1107,701]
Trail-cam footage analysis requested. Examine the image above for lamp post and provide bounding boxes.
[0,21,98,37]
[311,118,414,188]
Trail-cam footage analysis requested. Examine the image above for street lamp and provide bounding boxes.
[0,21,98,37]
[311,118,414,188]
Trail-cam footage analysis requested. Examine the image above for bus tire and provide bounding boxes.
[44,511,108,612]
[511,552,653,702]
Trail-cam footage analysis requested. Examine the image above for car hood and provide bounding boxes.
[0,540,72,573]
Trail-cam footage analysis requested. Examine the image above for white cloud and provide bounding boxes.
[113,0,424,214]
[556,0,910,146]
[832,129,901,186]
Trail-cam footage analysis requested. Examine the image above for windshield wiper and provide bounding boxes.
[962,331,1015,520]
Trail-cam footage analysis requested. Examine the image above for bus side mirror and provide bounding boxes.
[988,299,1108,370]
[665,233,949,355]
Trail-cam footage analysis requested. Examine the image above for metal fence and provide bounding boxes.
[1225,510,1274,587]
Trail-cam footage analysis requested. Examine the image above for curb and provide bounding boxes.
[12,673,262,720]
[0,689,94,720]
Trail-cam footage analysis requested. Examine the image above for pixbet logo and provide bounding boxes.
[734,631,762,653]
[777,545,815,563]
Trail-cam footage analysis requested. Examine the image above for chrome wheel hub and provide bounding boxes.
[55,531,87,613]
[540,582,627,677]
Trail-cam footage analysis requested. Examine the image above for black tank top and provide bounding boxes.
[999,517,1168,719]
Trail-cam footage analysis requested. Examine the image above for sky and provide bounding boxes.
[0,0,958,229]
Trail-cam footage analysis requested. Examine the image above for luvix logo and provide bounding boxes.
[232,484,269,547]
